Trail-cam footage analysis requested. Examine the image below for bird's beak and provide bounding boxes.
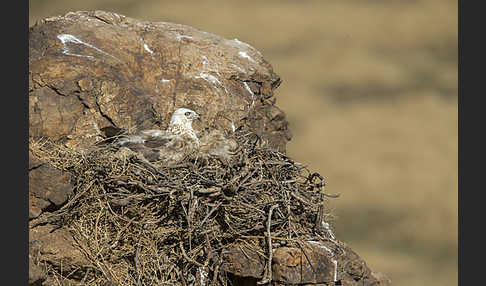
[195,114,201,121]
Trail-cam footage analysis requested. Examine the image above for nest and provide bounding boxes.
[29,129,338,286]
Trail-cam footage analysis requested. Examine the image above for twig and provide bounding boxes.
[257,204,278,285]
[179,241,204,267]
[210,253,223,286]
[135,240,141,286]
[198,202,222,229]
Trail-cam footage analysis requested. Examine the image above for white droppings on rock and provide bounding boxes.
[200,56,222,74]
[174,33,193,41]
[233,38,250,47]
[57,34,121,62]
[243,82,255,108]
[307,240,335,257]
[333,259,338,282]
[238,51,256,63]
[229,38,263,59]
[143,43,154,55]
[231,64,246,73]
[201,56,209,68]
[243,82,253,95]
[195,73,228,94]
[195,73,221,86]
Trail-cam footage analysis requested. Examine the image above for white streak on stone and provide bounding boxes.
[238,51,256,63]
[243,82,255,108]
[307,240,335,257]
[200,56,221,74]
[230,38,263,58]
[231,64,245,73]
[57,34,120,61]
[195,73,228,94]
[160,79,171,83]
[143,43,154,55]
[201,56,209,68]
[195,73,221,85]
[233,38,249,46]
[243,82,253,95]
[175,33,193,41]
[333,259,338,282]
[57,34,93,58]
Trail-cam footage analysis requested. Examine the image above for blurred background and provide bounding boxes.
[29,1,458,285]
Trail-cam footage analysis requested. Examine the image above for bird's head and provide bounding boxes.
[169,108,201,129]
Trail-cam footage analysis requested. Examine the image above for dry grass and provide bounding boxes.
[30,0,457,285]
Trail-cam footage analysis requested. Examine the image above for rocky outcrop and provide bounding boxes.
[28,11,390,286]
[29,10,290,152]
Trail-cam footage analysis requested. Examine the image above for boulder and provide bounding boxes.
[29,10,291,152]
[222,241,391,286]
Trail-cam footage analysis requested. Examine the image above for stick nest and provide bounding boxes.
[29,129,338,285]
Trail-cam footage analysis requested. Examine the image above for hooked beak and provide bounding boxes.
[195,114,201,121]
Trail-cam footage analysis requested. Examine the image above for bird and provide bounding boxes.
[101,107,201,166]
[100,107,240,167]
[198,129,239,162]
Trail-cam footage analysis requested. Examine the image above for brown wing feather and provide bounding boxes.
[113,125,199,165]
[143,136,173,148]
[198,129,239,161]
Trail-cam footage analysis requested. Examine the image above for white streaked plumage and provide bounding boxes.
[112,108,201,165]
[101,107,239,166]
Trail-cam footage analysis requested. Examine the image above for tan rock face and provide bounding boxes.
[29,10,290,151]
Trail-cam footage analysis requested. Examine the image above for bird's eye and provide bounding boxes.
[185,112,191,117]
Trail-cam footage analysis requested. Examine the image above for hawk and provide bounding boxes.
[102,108,200,166]
[101,107,238,166]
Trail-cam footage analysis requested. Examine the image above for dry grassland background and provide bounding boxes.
[29,1,458,285]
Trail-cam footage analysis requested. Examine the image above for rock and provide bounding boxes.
[29,150,44,169]
[29,254,46,285]
[223,240,391,286]
[272,242,335,283]
[29,152,74,209]
[368,271,393,285]
[29,224,91,279]
[29,195,51,219]
[221,245,265,278]
[29,10,291,152]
